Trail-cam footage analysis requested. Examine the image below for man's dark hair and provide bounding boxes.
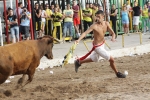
[86,3,89,5]
[18,2,22,6]
[93,3,97,7]
[95,10,104,15]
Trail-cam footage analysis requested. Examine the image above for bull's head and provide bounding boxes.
[38,36,54,59]
[38,36,61,59]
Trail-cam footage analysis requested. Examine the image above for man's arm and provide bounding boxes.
[78,25,94,41]
[106,21,116,41]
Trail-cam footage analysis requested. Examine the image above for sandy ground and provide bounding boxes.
[0,53,150,100]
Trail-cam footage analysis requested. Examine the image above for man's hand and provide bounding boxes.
[75,40,80,44]
[111,38,116,42]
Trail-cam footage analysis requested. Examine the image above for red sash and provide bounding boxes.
[79,41,105,61]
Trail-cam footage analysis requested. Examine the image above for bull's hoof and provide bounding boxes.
[17,78,23,84]
[3,90,12,97]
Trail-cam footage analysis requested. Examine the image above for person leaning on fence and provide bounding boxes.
[121,5,129,35]
[132,1,141,33]
[40,5,47,36]
[83,3,93,36]
[34,2,42,37]
[7,8,19,43]
[14,2,23,18]
[51,7,63,41]
[142,4,149,35]
[92,3,98,22]
[109,4,118,38]
[19,7,31,40]
[62,4,73,43]
[45,4,53,36]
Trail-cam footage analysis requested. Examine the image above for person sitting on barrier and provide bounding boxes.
[19,7,31,40]
[7,8,19,43]
[62,4,73,43]
[51,7,63,41]
[121,5,129,35]
[74,10,126,78]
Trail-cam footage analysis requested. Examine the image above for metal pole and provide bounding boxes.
[48,0,51,7]
[27,0,34,39]
[0,17,3,46]
[10,0,13,8]
[31,0,37,39]
[3,0,9,43]
[43,0,45,10]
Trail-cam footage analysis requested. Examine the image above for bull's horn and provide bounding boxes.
[54,38,62,43]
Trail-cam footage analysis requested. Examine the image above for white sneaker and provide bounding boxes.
[78,33,81,37]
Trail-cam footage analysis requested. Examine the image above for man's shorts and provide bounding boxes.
[89,44,110,62]
[20,26,30,38]
[73,17,80,26]
[133,16,140,25]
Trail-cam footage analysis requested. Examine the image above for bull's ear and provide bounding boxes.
[47,38,54,44]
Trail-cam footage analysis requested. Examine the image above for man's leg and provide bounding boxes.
[74,58,93,73]
[109,56,118,74]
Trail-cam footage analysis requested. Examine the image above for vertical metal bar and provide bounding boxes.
[48,0,51,7]
[0,17,3,46]
[3,0,9,43]
[43,0,45,10]
[27,0,34,39]
[31,0,37,39]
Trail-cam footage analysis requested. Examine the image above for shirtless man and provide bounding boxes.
[74,10,126,78]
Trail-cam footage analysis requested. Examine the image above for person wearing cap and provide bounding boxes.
[19,7,31,40]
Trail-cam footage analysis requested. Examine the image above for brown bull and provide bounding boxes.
[0,36,57,87]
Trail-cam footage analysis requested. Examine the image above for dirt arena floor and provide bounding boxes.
[0,53,150,100]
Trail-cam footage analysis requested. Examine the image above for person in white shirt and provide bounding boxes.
[40,5,47,35]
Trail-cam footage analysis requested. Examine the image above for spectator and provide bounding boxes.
[72,0,80,38]
[110,4,118,38]
[14,2,23,18]
[3,7,11,20]
[98,5,103,11]
[52,7,63,40]
[62,4,73,43]
[34,3,42,37]
[121,5,129,35]
[7,8,19,43]
[45,4,53,36]
[83,3,92,34]
[132,1,141,33]
[92,3,98,22]
[40,5,47,35]
[51,3,55,13]
[89,3,93,9]
[55,4,62,13]
[20,7,31,40]
[142,4,149,35]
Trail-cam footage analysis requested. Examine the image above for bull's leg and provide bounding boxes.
[0,73,9,84]
[22,61,40,87]
[0,66,13,84]
[16,74,26,89]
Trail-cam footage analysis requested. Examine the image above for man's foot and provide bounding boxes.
[74,59,81,73]
[116,72,126,78]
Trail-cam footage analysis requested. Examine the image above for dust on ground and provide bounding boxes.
[0,53,150,100]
